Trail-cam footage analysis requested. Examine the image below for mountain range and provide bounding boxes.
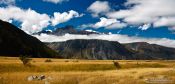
[46,39,134,59]
[46,39,175,60]
[1,20,175,60]
[35,25,99,36]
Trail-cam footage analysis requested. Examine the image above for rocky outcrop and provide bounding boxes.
[46,39,134,60]
[46,40,175,60]
[124,42,175,60]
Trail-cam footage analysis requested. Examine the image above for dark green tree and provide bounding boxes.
[19,55,32,66]
[113,61,121,69]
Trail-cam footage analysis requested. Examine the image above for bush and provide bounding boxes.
[113,61,121,69]
[45,59,52,62]
[19,55,32,66]
[72,59,79,62]
[65,60,69,62]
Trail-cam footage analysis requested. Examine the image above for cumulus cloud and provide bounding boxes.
[0,0,16,5]
[94,17,117,28]
[154,17,175,27]
[106,22,127,29]
[94,17,126,28]
[87,1,111,17]
[0,6,82,34]
[43,0,69,4]
[106,0,175,30]
[0,6,50,34]
[138,24,151,30]
[33,33,175,48]
[51,10,83,26]
[80,17,126,29]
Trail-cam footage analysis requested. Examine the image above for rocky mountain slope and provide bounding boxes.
[124,42,175,60]
[0,20,59,58]
[46,39,175,60]
[46,39,134,59]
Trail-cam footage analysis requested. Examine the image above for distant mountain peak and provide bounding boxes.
[35,25,99,36]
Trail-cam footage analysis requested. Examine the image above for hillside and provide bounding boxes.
[46,39,134,59]
[124,42,175,60]
[0,20,59,58]
[46,39,175,60]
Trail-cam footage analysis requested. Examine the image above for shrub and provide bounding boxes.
[72,59,79,62]
[65,60,69,62]
[19,55,32,66]
[45,59,52,62]
[113,61,121,69]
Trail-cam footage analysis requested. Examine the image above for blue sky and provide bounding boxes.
[0,0,175,40]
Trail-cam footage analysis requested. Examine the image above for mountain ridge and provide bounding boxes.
[46,39,134,59]
[46,39,175,60]
[35,25,99,36]
[1,20,175,60]
[0,20,59,58]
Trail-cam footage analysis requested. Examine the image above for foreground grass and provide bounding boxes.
[0,63,116,72]
[0,57,175,84]
[1,68,175,84]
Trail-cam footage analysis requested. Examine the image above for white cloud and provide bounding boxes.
[43,0,69,4]
[33,33,175,48]
[51,10,83,26]
[138,24,151,30]
[0,6,82,34]
[106,22,127,29]
[80,17,126,29]
[85,29,97,33]
[0,6,50,34]
[94,17,126,29]
[106,0,175,30]
[87,1,111,17]
[94,17,117,28]
[0,0,16,5]
[154,17,175,27]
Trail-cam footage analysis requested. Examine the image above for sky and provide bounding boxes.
[1,0,175,47]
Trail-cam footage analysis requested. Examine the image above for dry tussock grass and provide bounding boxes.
[0,57,175,84]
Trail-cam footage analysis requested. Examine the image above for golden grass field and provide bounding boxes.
[0,56,175,84]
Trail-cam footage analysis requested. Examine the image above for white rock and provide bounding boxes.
[38,75,45,80]
[27,76,34,81]
[27,75,38,81]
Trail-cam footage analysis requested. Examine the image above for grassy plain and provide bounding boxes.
[0,56,175,84]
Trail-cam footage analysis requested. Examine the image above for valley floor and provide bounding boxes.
[0,57,175,84]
